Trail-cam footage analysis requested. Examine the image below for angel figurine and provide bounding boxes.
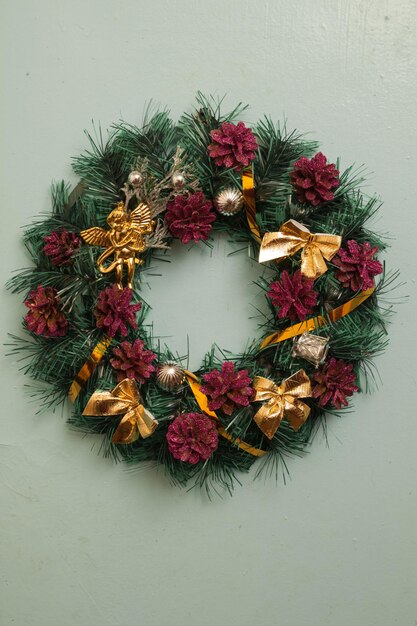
[80,202,155,289]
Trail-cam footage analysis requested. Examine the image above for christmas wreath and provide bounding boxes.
[7,94,396,495]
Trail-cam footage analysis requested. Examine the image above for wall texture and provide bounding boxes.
[1,1,416,625]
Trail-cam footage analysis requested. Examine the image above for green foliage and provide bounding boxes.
[6,94,396,495]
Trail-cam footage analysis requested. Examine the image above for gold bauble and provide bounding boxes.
[214,187,244,216]
[171,171,186,189]
[128,170,143,187]
[156,361,185,392]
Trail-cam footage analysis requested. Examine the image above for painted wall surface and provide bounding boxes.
[1,1,416,625]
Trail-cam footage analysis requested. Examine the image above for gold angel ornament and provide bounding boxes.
[81,202,155,289]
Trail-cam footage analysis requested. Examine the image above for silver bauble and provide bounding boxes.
[171,171,186,189]
[214,187,244,216]
[156,361,185,392]
[128,170,143,187]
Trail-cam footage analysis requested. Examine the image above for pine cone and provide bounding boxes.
[208,121,258,171]
[166,192,216,244]
[43,229,81,266]
[94,285,141,337]
[110,339,157,383]
[166,412,218,464]
[200,361,253,415]
[290,152,339,206]
[267,270,318,321]
[312,357,358,409]
[333,240,383,291]
[24,285,68,337]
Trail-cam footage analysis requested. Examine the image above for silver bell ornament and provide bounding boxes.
[214,187,244,216]
[156,361,185,392]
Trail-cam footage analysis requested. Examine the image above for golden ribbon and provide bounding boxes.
[242,167,262,243]
[82,378,158,444]
[184,370,267,457]
[259,286,375,350]
[68,336,112,402]
[259,219,342,279]
[252,370,312,439]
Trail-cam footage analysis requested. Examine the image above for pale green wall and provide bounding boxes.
[1,1,416,625]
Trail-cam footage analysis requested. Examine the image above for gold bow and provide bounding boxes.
[82,378,158,444]
[259,219,342,279]
[252,370,312,439]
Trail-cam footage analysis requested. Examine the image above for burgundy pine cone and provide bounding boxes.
[94,285,141,337]
[165,192,216,244]
[290,152,340,206]
[110,339,157,383]
[200,361,253,415]
[333,240,383,291]
[166,412,219,464]
[43,229,81,266]
[24,285,68,337]
[312,357,359,409]
[267,270,318,321]
[208,121,258,171]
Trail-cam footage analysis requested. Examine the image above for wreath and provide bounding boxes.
[7,94,396,495]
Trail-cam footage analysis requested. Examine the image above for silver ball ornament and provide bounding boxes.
[128,170,143,188]
[214,187,244,216]
[171,171,186,189]
[156,361,185,392]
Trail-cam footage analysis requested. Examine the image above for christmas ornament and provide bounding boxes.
[128,170,143,188]
[8,95,394,493]
[312,357,358,409]
[290,152,340,206]
[166,412,218,464]
[94,285,141,337]
[252,370,312,439]
[80,201,155,289]
[171,171,186,189]
[267,270,318,321]
[333,240,383,291]
[110,339,157,384]
[24,285,68,337]
[82,378,158,444]
[156,361,185,392]
[292,332,329,367]
[200,361,253,415]
[259,219,342,279]
[165,191,216,243]
[43,229,81,266]
[208,121,258,171]
[213,187,244,216]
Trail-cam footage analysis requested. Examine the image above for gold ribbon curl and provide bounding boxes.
[68,336,112,402]
[259,286,375,350]
[82,378,158,444]
[184,370,267,457]
[242,167,262,244]
[252,370,312,439]
[259,219,342,279]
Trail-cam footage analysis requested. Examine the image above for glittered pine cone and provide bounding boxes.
[333,240,383,291]
[165,191,216,244]
[290,152,340,206]
[166,412,219,464]
[110,339,157,383]
[43,229,81,266]
[267,270,318,321]
[24,285,68,337]
[312,357,358,409]
[200,361,253,415]
[208,121,258,171]
[94,285,141,337]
